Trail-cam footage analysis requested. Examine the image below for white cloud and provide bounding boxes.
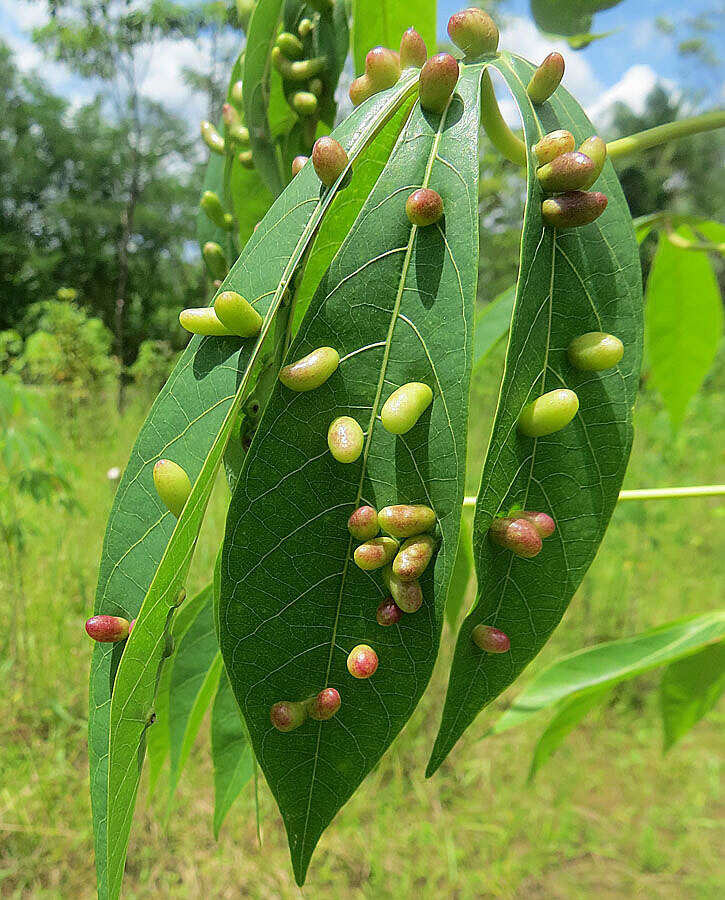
[0,0,47,30]
[587,64,671,126]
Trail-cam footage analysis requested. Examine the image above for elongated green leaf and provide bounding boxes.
[660,641,725,751]
[220,65,484,884]
[446,515,473,628]
[351,0,436,76]
[528,685,610,780]
[694,220,725,246]
[91,79,419,900]
[491,612,725,735]
[211,672,254,838]
[530,0,622,37]
[473,286,515,371]
[646,227,723,428]
[427,54,643,776]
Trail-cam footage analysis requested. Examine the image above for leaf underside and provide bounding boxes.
[220,66,484,884]
[427,54,644,776]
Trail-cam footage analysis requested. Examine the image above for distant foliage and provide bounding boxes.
[129,339,180,392]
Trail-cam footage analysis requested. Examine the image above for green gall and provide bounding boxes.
[447,7,499,57]
[365,46,401,91]
[230,80,244,109]
[279,346,339,391]
[537,151,596,193]
[327,415,364,463]
[347,644,378,679]
[488,517,542,558]
[517,510,556,539]
[291,155,308,177]
[392,534,436,582]
[419,53,459,114]
[472,624,510,653]
[347,505,379,541]
[223,213,234,230]
[567,331,624,371]
[381,382,433,434]
[307,687,341,720]
[382,565,423,613]
[312,136,348,186]
[276,31,304,60]
[85,615,130,643]
[400,27,427,68]
[153,458,192,518]
[272,47,327,82]
[349,73,374,106]
[200,190,233,231]
[533,129,575,165]
[527,52,565,103]
[353,536,399,571]
[292,91,318,116]
[376,597,403,626]
[214,291,263,338]
[298,18,313,38]
[237,149,254,169]
[179,307,233,337]
[200,120,225,154]
[309,77,324,97]
[518,388,579,437]
[405,188,444,227]
[202,241,229,280]
[578,136,607,188]
[270,700,307,732]
[378,504,436,539]
[542,191,608,228]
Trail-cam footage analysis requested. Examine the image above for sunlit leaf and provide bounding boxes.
[660,641,725,751]
[351,0,436,76]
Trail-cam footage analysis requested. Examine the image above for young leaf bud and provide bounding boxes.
[392,534,436,581]
[327,415,364,463]
[578,136,607,188]
[307,687,341,720]
[488,517,542,558]
[567,331,624,371]
[230,80,244,109]
[376,597,403,626]
[542,191,608,228]
[202,241,229,280]
[527,52,565,103]
[347,505,380,541]
[312,136,348,186]
[353,536,399,571]
[347,644,379,679]
[213,291,263,337]
[378,504,436,539]
[365,46,401,90]
[298,18,313,38]
[291,155,308,177]
[447,8,499,57]
[472,624,510,653]
[200,190,233,231]
[153,458,192,518]
[237,149,254,169]
[518,389,579,437]
[276,31,304,59]
[179,307,234,337]
[279,346,340,391]
[400,27,427,68]
[382,565,423,612]
[349,73,374,106]
[517,510,556,539]
[292,91,319,116]
[381,382,433,434]
[532,129,575,165]
[200,120,225,154]
[270,700,307,732]
[405,188,444,226]
[85,615,130,643]
[537,151,596,193]
[419,53,459,114]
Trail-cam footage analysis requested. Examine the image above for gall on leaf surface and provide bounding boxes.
[219,65,484,884]
[427,54,643,776]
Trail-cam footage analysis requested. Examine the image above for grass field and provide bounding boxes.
[1,348,723,899]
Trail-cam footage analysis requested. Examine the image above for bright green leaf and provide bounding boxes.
[473,286,515,371]
[530,0,623,38]
[211,672,254,838]
[351,0,436,76]
[446,515,473,628]
[660,640,725,751]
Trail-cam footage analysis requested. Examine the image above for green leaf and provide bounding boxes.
[527,685,610,780]
[660,641,725,751]
[473,286,515,371]
[491,612,725,735]
[646,226,723,428]
[427,54,644,777]
[530,0,623,38]
[211,672,254,838]
[91,80,419,900]
[220,65,484,884]
[694,220,725,246]
[446,515,473,629]
[351,0,436,76]
[197,151,231,251]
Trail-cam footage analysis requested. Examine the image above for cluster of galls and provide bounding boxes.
[270,686,342,733]
[200,74,253,170]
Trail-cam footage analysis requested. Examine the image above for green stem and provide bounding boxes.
[607,110,725,159]
[480,70,527,167]
[462,484,725,507]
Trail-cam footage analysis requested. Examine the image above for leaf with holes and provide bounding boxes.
[220,65,484,884]
[427,53,643,776]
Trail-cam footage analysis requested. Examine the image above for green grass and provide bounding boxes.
[1,355,723,899]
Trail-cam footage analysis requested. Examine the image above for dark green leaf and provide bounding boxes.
[446,515,473,629]
[473,285,515,371]
[220,66,484,884]
[660,641,725,751]
[427,53,643,776]
[351,0,436,76]
[211,672,254,837]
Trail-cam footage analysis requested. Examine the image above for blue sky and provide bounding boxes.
[1,0,722,131]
